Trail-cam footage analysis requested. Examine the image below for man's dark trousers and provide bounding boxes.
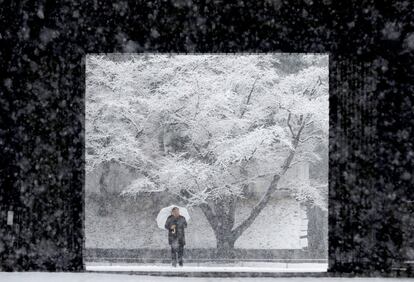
[171,241,184,266]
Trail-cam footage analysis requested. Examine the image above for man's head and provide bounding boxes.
[172,207,180,218]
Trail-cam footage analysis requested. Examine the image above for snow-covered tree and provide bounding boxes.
[86,54,329,251]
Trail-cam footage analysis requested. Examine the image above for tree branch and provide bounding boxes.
[169,190,191,204]
[199,202,219,232]
[193,78,201,119]
[305,120,314,128]
[287,112,294,137]
[240,77,259,118]
[227,172,275,186]
[121,112,143,136]
[117,160,140,170]
[231,117,307,240]
[300,135,324,143]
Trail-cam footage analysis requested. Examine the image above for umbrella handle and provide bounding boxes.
[171,225,176,234]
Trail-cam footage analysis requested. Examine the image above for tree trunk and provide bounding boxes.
[200,196,237,257]
[216,233,236,258]
[97,161,110,217]
[215,212,237,258]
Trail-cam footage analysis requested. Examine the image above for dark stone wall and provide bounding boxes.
[307,205,328,259]
[1,0,413,275]
[84,248,316,263]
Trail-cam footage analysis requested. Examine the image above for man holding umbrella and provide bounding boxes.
[164,207,187,267]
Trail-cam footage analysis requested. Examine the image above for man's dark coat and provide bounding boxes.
[165,215,187,245]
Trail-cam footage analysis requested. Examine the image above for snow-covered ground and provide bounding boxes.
[0,272,411,282]
[85,262,327,273]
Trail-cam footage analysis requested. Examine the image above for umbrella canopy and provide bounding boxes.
[156,205,190,230]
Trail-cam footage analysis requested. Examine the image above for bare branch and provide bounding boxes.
[294,118,306,145]
[193,78,201,119]
[192,143,203,155]
[287,112,294,137]
[182,167,203,192]
[228,172,276,186]
[289,161,300,168]
[298,114,303,125]
[245,139,264,162]
[300,135,324,143]
[306,78,323,100]
[172,106,185,114]
[247,148,258,161]
[117,160,140,170]
[231,115,307,240]
[278,102,291,112]
[170,190,191,204]
[305,120,314,127]
[121,112,143,136]
[306,129,321,136]
[240,77,259,118]
[199,202,219,232]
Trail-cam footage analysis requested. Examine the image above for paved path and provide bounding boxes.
[0,272,412,282]
[85,262,328,273]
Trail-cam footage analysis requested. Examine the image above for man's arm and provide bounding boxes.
[165,216,172,230]
[182,217,187,228]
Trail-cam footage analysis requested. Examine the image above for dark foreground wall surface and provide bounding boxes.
[1,0,414,276]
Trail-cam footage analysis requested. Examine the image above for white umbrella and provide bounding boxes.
[156,205,190,230]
